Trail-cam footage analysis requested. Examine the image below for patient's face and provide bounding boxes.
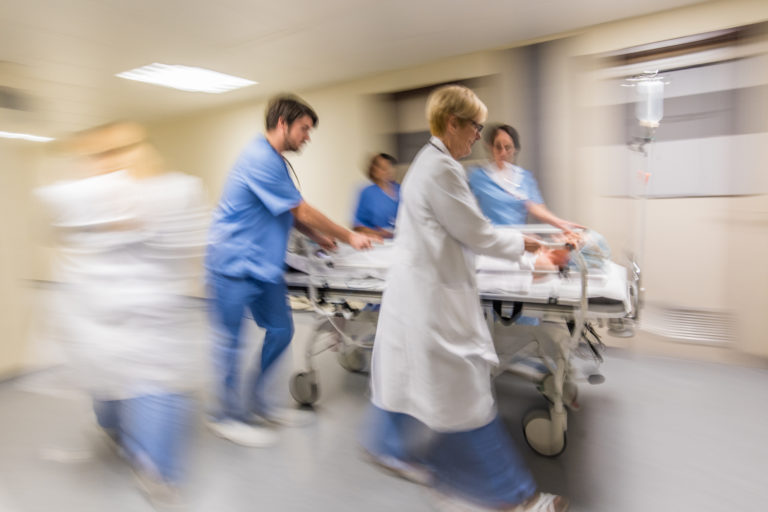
[548,248,571,268]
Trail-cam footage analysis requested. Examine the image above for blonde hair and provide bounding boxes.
[426,85,487,136]
[67,121,147,157]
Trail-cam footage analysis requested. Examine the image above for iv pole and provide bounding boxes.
[616,70,666,335]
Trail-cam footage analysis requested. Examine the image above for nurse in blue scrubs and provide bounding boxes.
[206,95,377,447]
[352,153,400,238]
[468,124,582,232]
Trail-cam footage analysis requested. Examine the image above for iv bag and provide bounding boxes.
[635,79,664,127]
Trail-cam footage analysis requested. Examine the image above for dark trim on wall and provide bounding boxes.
[598,21,768,67]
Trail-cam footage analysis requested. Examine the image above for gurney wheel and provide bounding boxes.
[290,371,319,406]
[523,409,566,457]
[337,346,369,373]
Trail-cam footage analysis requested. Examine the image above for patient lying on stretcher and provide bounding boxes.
[487,228,611,282]
[287,227,612,285]
[530,229,611,274]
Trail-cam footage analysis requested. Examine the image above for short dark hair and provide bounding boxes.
[486,124,521,151]
[265,94,318,130]
[367,152,396,180]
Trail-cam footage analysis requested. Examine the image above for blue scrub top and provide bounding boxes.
[206,135,303,283]
[468,164,543,225]
[353,182,400,231]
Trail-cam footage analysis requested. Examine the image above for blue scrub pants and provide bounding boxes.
[93,394,193,484]
[208,273,294,421]
[362,405,536,508]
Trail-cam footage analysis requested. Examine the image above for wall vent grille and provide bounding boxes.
[642,305,735,345]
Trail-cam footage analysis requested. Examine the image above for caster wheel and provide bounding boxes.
[523,409,566,457]
[290,371,319,406]
[588,374,605,385]
[337,346,369,373]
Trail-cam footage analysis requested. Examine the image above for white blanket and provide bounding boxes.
[286,240,630,313]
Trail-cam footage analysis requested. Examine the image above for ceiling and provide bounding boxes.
[0,0,708,138]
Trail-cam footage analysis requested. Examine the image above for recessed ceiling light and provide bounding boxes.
[116,63,257,94]
[0,131,54,142]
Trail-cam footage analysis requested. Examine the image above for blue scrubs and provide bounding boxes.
[362,405,536,508]
[469,164,543,326]
[94,394,193,484]
[468,164,543,225]
[206,134,303,421]
[353,182,400,231]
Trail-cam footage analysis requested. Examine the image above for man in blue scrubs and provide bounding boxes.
[206,95,376,446]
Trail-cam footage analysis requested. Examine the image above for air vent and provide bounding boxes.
[641,304,735,345]
[0,62,33,111]
[0,86,29,111]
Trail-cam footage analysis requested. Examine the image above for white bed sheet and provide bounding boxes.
[285,242,631,312]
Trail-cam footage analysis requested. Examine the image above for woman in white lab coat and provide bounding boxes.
[364,85,568,512]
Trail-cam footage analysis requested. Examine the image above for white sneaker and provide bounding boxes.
[430,491,568,512]
[133,467,186,510]
[512,493,569,512]
[257,407,315,428]
[207,419,278,447]
[429,490,492,511]
[364,451,432,486]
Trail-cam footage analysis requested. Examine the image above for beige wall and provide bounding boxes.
[0,141,43,376]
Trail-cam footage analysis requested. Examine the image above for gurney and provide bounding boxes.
[284,226,641,456]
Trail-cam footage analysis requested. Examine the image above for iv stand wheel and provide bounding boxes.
[290,370,319,406]
[523,409,566,457]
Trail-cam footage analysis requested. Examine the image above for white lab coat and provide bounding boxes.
[35,171,208,399]
[371,137,527,432]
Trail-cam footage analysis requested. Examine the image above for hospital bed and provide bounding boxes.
[284,226,641,456]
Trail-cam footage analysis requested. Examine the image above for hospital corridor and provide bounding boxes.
[2,1,768,511]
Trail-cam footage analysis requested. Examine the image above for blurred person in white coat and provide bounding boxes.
[35,122,207,506]
[363,85,568,512]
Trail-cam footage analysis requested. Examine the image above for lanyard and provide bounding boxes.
[428,140,446,154]
[283,156,302,191]
[492,167,527,200]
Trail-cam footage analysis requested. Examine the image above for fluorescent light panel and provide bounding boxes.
[0,131,54,142]
[116,63,257,93]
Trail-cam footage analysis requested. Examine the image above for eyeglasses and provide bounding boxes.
[493,143,515,152]
[457,116,483,134]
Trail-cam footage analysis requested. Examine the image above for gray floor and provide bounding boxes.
[2,311,768,512]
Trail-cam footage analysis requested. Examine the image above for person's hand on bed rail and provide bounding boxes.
[548,231,583,252]
[314,233,339,252]
[558,220,585,234]
[348,231,381,250]
[563,230,584,249]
